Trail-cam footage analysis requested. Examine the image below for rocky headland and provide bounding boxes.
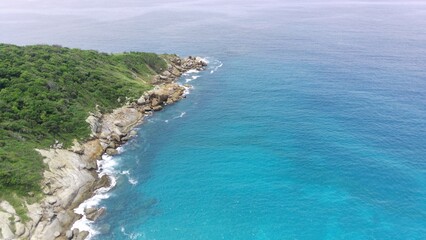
[0,56,207,240]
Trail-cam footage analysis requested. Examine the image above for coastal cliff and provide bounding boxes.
[0,45,207,240]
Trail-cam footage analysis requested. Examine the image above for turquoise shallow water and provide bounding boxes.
[2,0,426,239]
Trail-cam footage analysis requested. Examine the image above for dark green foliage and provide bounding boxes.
[0,44,167,195]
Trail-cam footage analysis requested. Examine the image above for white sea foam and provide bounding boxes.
[184,69,199,74]
[210,61,223,74]
[98,153,120,176]
[185,75,201,83]
[121,169,138,185]
[72,153,121,239]
[72,57,219,239]
[164,112,186,124]
[173,112,186,119]
[198,57,210,64]
[128,178,138,185]
[183,69,200,77]
[72,179,115,238]
[182,84,194,95]
[121,226,143,239]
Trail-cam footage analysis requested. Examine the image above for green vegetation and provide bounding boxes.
[0,44,167,202]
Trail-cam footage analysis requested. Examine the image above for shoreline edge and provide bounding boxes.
[2,55,207,240]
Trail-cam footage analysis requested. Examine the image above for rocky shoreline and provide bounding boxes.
[0,56,207,240]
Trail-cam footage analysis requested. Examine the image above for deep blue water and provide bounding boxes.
[2,0,426,239]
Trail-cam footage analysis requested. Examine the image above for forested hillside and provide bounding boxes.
[0,44,166,198]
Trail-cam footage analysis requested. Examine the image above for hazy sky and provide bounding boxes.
[1,0,426,21]
[1,0,425,52]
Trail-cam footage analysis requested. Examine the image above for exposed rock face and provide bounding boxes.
[95,175,111,190]
[0,55,206,240]
[75,231,89,240]
[151,55,207,84]
[85,115,101,136]
[105,148,118,156]
[28,147,96,240]
[84,207,105,221]
[0,201,28,239]
[65,230,73,239]
[70,140,85,155]
[136,96,146,105]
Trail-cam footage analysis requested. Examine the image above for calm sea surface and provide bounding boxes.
[2,0,426,239]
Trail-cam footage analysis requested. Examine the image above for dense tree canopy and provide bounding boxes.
[0,44,167,194]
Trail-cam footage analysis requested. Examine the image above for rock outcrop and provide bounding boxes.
[0,55,207,240]
[0,201,29,239]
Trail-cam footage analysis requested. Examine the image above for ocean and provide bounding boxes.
[2,0,426,239]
